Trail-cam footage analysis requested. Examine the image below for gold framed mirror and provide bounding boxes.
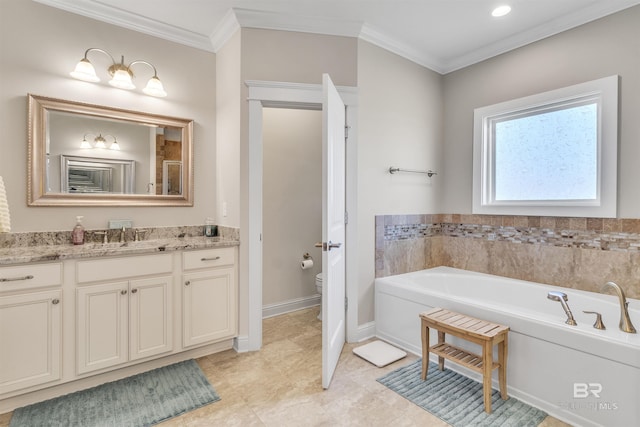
[28,94,194,206]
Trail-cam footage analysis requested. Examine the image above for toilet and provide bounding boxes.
[315,273,323,320]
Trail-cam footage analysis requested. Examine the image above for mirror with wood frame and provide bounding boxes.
[28,94,193,206]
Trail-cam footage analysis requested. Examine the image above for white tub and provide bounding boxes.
[375,266,639,427]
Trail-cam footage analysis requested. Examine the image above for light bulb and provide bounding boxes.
[492,5,511,17]
[94,135,106,149]
[109,69,135,90]
[70,58,100,82]
[143,76,167,97]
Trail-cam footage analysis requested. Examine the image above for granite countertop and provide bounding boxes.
[0,236,239,266]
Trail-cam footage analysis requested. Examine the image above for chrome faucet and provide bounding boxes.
[601,282,636,333]
[547,291,577,325]
[120,226,127,243]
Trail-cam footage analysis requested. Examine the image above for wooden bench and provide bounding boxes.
[420,307,510,414]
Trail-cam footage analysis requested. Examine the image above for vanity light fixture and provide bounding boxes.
[70,48,167,97]
[491,5,511,17]
[81,133,120,150]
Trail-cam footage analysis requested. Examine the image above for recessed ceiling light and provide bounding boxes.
[492,5,511,17]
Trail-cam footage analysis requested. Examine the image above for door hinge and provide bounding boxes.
[344,211,348,225]
[345,296,348,311]
[345,124,351,139]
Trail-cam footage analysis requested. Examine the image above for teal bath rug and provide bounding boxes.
[9,359,220,427]
[377,359,547,427]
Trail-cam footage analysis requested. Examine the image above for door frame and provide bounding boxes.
[244,80,358,351]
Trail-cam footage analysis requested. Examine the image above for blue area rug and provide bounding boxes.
[10,359,220,427]
[377,359,547,427]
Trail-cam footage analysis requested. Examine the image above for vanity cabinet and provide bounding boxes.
[0,263,63,395]
[0,244,238,412]
[182,248,237,348]
[75,255,173,375]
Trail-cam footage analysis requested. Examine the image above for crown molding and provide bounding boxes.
[35,0,640,74]
[443,0,640,73]
[233,8,363,38]
[359,23,447,74]
[210,8,240,52]
[34,0,216,52]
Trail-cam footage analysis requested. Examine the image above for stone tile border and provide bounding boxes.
[375,214,640,277]
[377,214,640,249]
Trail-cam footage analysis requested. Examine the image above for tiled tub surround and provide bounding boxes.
[375,214,640,299]
[0,225,239,265]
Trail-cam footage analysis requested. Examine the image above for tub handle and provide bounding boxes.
[583,311,606,330]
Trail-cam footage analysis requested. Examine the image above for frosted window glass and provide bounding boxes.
[494,103,597,201]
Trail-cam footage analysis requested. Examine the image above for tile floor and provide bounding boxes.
[1,307,572,426]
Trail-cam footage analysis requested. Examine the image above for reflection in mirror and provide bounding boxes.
[162,160,182,195]
[61,155,135,193]
[28,94,193,206]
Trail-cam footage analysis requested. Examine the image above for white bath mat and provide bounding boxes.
[353,340,407,367]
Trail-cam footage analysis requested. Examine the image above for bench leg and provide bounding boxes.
[499,334,508,400]
[437,331,445,371]
[482,341,493,414]
[421,321,429,380]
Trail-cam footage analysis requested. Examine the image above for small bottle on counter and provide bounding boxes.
[72,216,85,245]
[204,217,217,237]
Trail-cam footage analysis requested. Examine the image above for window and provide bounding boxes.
[472,75,618,217]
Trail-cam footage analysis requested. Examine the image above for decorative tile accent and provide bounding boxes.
[375,214,640,298]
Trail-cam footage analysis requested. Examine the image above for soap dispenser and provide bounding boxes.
[72,216,85,245]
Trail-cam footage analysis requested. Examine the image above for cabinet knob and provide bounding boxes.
[52,298,60,305]
[120,290,128,295]
[185,280,191,286]
[131,288,138,294]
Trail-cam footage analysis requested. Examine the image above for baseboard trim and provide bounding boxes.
[262,294,320,319]
[353,321,376,343]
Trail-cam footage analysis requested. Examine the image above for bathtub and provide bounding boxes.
[375,266,639,427]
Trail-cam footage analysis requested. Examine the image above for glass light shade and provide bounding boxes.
[70,59,100,82]
[143,76,167,97]
[109,140,120,150]
[109,69,135,90]
[94,135,106,149]
[80,138,92,149]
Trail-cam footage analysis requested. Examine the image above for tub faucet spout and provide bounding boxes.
[601,282,636,334]
[547,291,577,326]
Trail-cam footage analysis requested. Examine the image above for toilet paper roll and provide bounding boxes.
[301,259,314,270]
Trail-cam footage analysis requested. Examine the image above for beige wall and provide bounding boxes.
[215,30,242,228]
[0,0,217,231]
[356,40,444,324]
[441,5,640,217]
[262,108,322,306]
[240,28,358,86]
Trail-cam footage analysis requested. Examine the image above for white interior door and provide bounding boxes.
[321,74,346,389]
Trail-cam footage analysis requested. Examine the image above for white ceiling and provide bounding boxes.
[35,0,640,74]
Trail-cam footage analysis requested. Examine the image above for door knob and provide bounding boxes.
[315,241,342,251]
[328,241,342,249]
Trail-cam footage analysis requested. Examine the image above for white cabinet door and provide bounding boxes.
[129,276,173,361]
[76,282,128,374]
[0,290,62,394]
[183,267,236,348]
